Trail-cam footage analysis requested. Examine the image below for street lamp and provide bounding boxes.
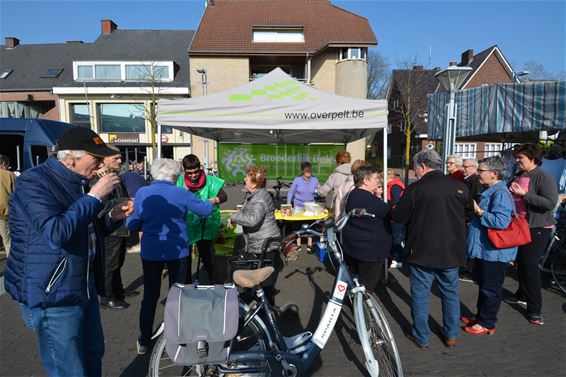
[196,68,209,171]
[434,64,473,173]
[512,70,530,83]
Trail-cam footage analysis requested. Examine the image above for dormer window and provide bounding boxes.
[252,26,304,43]
[73,61,173,82]
[339,47,368,61]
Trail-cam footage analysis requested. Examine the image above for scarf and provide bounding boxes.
[184,170,206,191]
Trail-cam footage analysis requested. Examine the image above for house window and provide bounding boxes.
[125,64,171,81]
[0,69,13,79]
[69,103,92,128]
[41,69,63,78]
[73,61,173,82]
[393,98,400,110]
[339,48,368,61]
[455,143,477,159]
[484,143,503,157]
[98,103,146,133]
[252,28,304,43]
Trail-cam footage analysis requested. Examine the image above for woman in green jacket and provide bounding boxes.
[177,154,227,283]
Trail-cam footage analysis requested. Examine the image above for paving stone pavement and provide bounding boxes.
[1,249,565,377]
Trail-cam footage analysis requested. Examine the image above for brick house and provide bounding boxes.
[381,45,520,169]
[188,0,377,165]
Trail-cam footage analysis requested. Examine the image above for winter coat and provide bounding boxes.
[391,170,473,269]
[5,156,119,308]
[467,181,517,262]
[317,163,352,208]
[230,188,280,254]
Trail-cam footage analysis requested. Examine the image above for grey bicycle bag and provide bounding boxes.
[164,284,239,365]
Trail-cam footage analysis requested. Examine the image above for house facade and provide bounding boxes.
[1,20,194,163]
[188,0,377,166]
[382,45,518,169]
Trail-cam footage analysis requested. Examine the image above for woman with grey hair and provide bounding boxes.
[446,154,465,182]
[126,158,214,354]
[463,156,516,336]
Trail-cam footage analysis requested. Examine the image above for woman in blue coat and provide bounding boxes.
[463,156,517,335]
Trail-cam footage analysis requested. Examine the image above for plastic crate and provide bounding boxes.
[313,242,328,263]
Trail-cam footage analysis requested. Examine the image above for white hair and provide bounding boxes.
[151,158,181,181]
[463,158,479,168]
[447,154,463,167]
[57,150,86,162]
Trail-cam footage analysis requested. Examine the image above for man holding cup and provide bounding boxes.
[4,127,133,377]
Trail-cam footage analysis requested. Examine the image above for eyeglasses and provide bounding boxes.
[185,169,201,176]
[462,165,474,168]
[446,161,455,165]
[477,168,492,173]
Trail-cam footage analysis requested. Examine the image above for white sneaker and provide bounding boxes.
[136,340,148,355]
[390,260,403,269]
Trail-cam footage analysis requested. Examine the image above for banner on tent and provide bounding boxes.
[218,143,344,182]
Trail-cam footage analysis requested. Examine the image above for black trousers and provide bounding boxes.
[185,239,218,284]
[515,227,553,316]
[104,236,127,300]
[344,254,385,293]
[474,259,507,329]
[139,257,189,346]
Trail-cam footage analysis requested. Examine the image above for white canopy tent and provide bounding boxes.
[156,68,390,197]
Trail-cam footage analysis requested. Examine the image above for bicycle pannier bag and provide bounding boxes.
[487,214,531,248]
[164,284,239,365]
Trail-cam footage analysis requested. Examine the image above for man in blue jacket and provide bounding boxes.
[4,126,133,377]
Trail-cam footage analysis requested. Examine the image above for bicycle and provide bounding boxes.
[272,176,291,210]
[539,222,566,295]
[148,208,403,377]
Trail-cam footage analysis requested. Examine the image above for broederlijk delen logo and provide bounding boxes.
[221,147,255,178]
[228,80,318,102]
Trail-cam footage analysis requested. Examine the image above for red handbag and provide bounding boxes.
[487,214,531,248]
[486,188,532,249]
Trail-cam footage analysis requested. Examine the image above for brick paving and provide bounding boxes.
[1,184,565,376]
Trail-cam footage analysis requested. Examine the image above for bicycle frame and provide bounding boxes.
[221,221,364,376]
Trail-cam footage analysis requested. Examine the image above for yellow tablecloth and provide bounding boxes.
[274,210,332,221]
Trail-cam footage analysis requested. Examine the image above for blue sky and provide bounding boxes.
[1,0,564,74]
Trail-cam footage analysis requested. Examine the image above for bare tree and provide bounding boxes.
[522,61,566,81]
[389,57,437,182]
[367,50,390,99]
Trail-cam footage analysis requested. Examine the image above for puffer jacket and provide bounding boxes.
[230,188,280,254]
[317,163,352,208]
[5,156,119,308]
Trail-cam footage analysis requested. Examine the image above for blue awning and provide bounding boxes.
[428,81,566,139]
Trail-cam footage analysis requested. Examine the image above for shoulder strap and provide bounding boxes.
[492,187,517,216]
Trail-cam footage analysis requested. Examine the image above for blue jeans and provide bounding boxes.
[409,264,460,345]
[19,278,104,377]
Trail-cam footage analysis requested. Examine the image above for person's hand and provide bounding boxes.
[109,199,134,222]
[90,173,120,199]
[509,182,526,197]
[227,218,234,229]
[473,200,480,213]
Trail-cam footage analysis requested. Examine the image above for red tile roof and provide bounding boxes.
[190,0,377,55]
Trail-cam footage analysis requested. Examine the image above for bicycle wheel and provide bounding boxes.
[550,243,566,295]
[149,305,269,377]
[354,292,403,377]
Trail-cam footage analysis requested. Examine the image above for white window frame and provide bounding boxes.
[252,30,304,43]
[484,143,503,157]
[73,61,174,82]
[339,47,368,61]
[455,143,477,159]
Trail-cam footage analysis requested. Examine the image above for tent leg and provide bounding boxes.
[157,123,162,159]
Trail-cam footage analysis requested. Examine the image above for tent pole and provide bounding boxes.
[383,129,388,203]
[157,123,162,159]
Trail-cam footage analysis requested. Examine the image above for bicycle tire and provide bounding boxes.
[354,292,403,377]
[550,243,566,295]
[148,305,270,377]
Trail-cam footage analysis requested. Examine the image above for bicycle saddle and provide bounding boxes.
[233,267,275,288]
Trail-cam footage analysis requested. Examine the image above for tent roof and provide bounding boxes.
[157,68,387,144]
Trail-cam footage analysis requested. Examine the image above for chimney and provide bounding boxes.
[5,37,20,48]
[461,49,474,66]
[413,65,423,71]
[449,61,458,67]
[101,19,118,35]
